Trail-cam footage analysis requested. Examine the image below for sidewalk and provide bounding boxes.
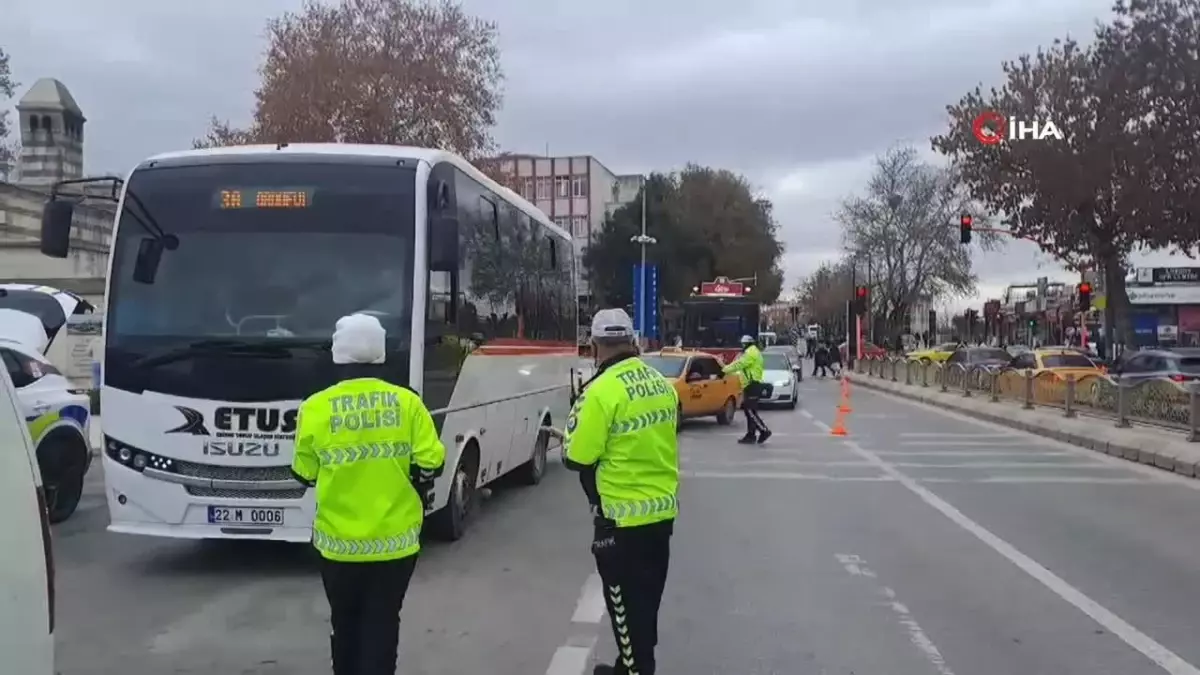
[845,373,1200,479]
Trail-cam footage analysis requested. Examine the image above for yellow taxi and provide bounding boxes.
[642,348,743,426]
[1009,347,1104,377]
[906,342,960,363]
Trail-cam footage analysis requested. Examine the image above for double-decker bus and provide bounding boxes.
[39,144,578,542]
[681,277,760,363]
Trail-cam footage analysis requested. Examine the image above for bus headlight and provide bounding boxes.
[105,436,174,473]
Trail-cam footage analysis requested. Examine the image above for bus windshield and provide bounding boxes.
[682,300,759,348]
[104,160,417,401]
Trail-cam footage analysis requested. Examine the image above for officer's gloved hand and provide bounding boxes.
[410,465,439,508]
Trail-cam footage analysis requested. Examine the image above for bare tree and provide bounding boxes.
[836,146,998,341]
[794,260,854,333]
[194,0,504,160]
[0,46,17,179]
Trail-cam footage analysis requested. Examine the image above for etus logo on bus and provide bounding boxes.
[972,111,1064,145]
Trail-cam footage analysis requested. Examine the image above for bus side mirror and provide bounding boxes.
[41,199,75,258]
[133,237,164,284]
[430,216,459,272]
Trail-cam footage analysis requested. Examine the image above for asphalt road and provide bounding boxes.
[56,364,1200,674]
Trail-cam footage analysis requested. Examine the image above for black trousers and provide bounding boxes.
[741,383,770,436]
[813,363,829,377]
[320,554,418,675]
[593,520,673,675]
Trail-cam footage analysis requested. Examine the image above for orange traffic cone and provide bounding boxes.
[837,379,853,413]
[830,407,848,436]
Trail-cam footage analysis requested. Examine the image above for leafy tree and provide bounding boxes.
[931,0,1200,352]
[836,146,997,341]
[0,46,17,179]
[193,0,503,160]
[584,168,786,308]
[794,260,855,333]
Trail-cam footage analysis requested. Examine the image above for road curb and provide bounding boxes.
[845,373,1200,480]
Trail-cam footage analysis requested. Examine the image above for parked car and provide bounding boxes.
[0,302,94,523]
[643,349,744,425]
[1111,347,1200,384]
[906,342,959,363]
[946,346,1012,371]
[0,352,56,675]
[839,341,887,360]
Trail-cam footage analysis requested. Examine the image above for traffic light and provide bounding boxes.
[959,214,973,244]
[854,285,869,315]
[1077,282,1092,311]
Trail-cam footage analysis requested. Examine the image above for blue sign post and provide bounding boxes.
[632,263,660,339]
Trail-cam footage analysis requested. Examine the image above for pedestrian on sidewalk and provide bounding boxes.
[291,313,446,675]
[549,308,679,675]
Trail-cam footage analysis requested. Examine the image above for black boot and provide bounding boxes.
[757,430,772,444]
[593,664,617,675]
[737,434,756,444]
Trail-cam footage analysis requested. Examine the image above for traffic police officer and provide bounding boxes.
[291,313,446,675]
[724,334,772,444]
[558,308,679,675]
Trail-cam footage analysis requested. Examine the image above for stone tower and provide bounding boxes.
[16,78,85,189]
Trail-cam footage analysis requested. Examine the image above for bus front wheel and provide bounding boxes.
[429,446,479,541]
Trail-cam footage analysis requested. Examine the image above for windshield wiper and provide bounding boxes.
[128,339,326,369]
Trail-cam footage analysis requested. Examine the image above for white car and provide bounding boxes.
[0,285,95,523]
[760,351,800,410]
[0,345,56,675]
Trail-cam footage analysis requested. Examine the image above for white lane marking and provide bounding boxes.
[683,459,874,467]
[923,475,1157,484]
[889,461,1116,470]
[833,429,1200,674]
[900,440,1039,447]
[900,432,1017,438]
[682,470,893,481]
[864,385,1200,491]
[571,573,606,624]
[800,409,816,419]
[835,554,955,675]
[874,450,1076,457]
[545,645,593,675]
[834,553,877,578]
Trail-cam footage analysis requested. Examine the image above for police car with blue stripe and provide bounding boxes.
[0,285,94,523]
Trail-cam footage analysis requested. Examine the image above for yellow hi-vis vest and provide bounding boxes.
[564,355,680,528]
[292,377,446,562]
[723,344,764,389]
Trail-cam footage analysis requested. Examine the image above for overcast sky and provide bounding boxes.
[2,0,1192,311]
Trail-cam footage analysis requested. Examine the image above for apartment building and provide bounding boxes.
[492,154,637,301]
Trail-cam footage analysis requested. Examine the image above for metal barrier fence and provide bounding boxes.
[853,356,1200,443]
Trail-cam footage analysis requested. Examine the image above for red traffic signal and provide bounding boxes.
[855,286,868,298]
[1077,282,1093,311]
[959,214,973,244]
[1078,282,1092,294]
[960,215,973,227]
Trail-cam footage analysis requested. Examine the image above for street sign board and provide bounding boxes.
[632,264,660,339]
[699,276,744,296]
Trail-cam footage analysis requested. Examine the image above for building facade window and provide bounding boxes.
[570,216,588,238]
[571,175,587,198]
[519,177,534,201]
[535,176,552,200]
[554,176,570,198]
[553,216,569,230]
